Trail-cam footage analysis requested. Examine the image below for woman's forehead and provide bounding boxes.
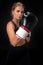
[14,6,24,11]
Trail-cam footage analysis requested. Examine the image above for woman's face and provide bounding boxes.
[12,6,24,20]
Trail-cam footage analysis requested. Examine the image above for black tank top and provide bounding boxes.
[11,20,19,32]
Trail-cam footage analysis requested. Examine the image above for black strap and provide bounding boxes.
[11,20,18,32]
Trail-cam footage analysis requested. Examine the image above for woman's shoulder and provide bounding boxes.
[6,21,15,30]
[6,21,13,26]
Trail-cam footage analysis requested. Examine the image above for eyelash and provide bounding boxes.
[17,10,24,14]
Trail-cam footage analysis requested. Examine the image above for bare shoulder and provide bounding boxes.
[6,21,15,30]
[6,21,13,28]
[6,21,16,36]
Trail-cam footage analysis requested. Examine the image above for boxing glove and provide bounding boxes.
[16,12,38,39]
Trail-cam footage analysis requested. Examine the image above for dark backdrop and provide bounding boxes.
[0,0,43,64]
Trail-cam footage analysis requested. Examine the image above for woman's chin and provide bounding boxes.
[17,18,22,20]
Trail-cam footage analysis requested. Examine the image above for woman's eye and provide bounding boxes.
[17,10,20,12]
[21,11,24,14]
[16,10,24,14]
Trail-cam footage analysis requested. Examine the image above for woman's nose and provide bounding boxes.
[19,12,22,15]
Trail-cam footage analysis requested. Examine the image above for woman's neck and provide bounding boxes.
[12,18,20,27]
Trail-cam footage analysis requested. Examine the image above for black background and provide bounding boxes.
[0,0,43,64]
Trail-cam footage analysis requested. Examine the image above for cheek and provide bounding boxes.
[14,11,18,17]
[12,10,17,16]
[12,11,15,17]
[21,14,23,17]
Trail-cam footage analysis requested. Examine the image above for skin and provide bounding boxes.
[6,6,30,47]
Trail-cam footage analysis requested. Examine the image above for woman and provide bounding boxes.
[5,2,31,65]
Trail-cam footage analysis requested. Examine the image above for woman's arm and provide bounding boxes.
[6,21,26,47]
